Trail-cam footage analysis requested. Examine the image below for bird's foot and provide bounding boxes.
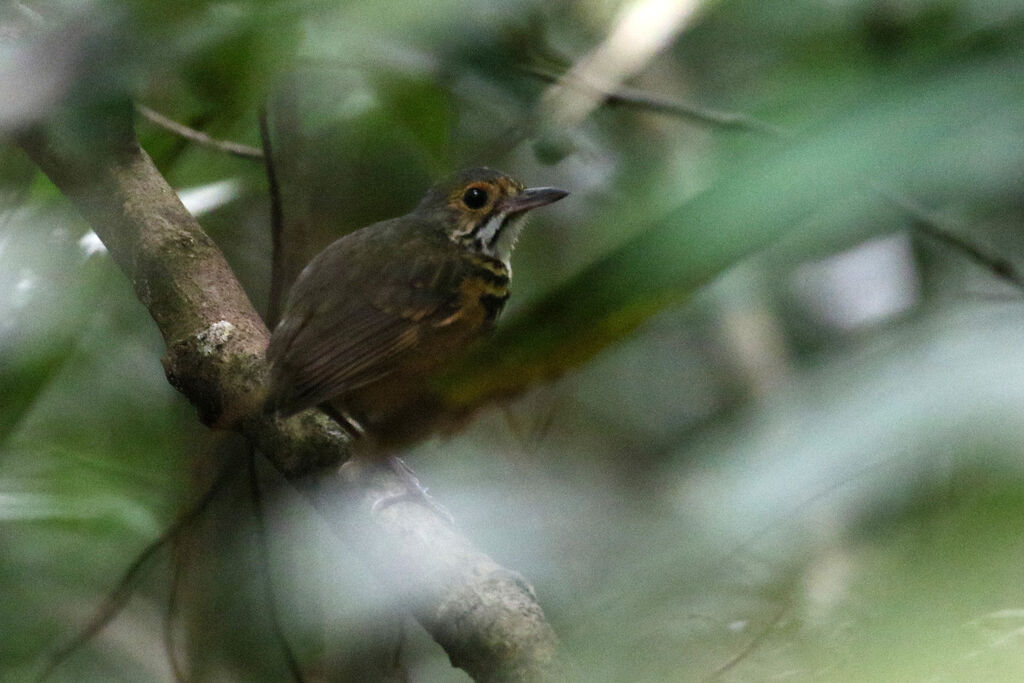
[369,456,455,524]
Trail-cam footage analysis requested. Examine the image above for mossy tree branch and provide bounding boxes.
[15,111,564,683]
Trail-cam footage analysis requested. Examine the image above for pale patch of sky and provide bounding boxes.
[78,230,106,257]
[177,179,241,216]
[13,269,35,308]
[791,232,919,331]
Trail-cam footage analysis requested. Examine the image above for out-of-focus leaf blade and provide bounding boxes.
[441,56,1024,406]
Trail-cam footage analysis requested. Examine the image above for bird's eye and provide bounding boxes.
[462,186,488,210]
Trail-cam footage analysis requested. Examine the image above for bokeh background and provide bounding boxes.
[3,0,1024,680]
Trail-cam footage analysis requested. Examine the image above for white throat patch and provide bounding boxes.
[475,211,506,249]
[491,213,527,267]
[459,211,528,269]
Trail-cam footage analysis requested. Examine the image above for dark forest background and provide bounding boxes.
[2,0,1024,680]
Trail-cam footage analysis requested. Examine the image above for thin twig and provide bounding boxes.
[36,457,239,682]
[703,604,789,681]
[879,188,1024,294]
[711,454,904,575]
[258,107,286,329]
[135,104,265,161]
[163,551,188,683]
[524,65,786,137]
[247,449,306,683]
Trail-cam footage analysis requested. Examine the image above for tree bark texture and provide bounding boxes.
[16,117,565,682]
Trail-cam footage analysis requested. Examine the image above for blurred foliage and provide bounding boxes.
[3,0,1024,680]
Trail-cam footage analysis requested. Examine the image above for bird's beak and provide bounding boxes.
[503,186,569,214]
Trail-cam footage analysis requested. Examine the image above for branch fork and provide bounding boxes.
[17,115,563,682]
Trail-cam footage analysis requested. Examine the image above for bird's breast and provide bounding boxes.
[434,255,510,331]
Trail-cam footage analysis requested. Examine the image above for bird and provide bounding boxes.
[264,167,568,449]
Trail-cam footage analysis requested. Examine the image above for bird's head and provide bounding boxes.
[416,167,568,266]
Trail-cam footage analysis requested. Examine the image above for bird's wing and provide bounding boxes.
[266,226,463,415]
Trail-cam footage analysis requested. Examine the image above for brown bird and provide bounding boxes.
[265,167,568,448]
